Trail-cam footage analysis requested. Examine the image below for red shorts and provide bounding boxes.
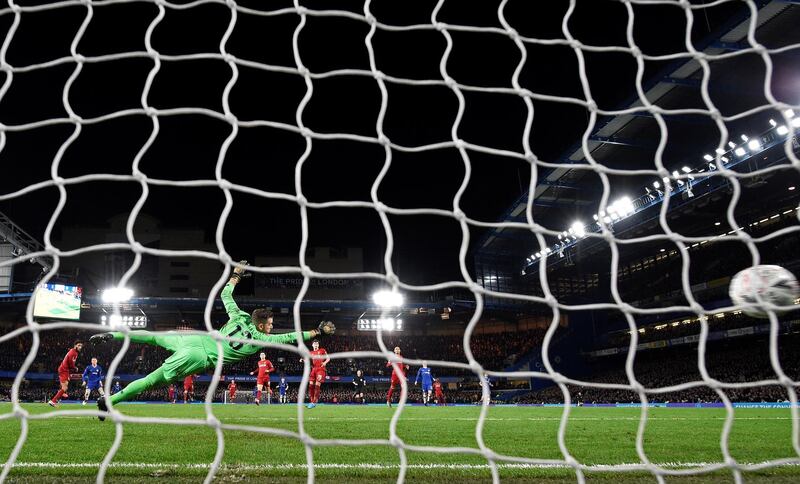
[310,367,326,384]
[184,384,193,392]
[58,370,70,384]
[390,374,405,385]
[257,377,270,386]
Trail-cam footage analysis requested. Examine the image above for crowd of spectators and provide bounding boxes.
[514,334,800,404]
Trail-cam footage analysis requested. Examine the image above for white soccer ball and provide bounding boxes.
[729,265,799,318]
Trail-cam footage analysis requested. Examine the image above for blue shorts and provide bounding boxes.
[279,389,286,396]
[86,381,101,391]
[422,382,432,392]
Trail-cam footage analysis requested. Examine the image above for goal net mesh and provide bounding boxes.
[0,0,799,483]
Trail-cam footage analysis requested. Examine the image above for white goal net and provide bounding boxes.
[0,0,799,483]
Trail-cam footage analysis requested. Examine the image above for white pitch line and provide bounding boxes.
[9,461,800,471]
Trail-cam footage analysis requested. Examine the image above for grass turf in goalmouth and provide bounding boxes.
[0,403,797,483]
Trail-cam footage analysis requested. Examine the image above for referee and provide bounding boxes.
[352,369,367,404]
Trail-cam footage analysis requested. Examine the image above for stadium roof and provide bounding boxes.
[475,0,800,269]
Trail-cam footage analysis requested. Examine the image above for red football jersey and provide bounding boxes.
[168,386,175,396]
[310,348,328,368]
[433,381,443,392]
[58,348,79,373]
[254,359,274,378]
[386,358,407,376]
[183,375,195,387]
[228,382,237,392]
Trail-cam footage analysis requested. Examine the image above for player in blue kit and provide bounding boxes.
[278,377,288,404]
[414,361,435,406]
[81,357,105,405]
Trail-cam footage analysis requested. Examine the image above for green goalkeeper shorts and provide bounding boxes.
[159,334,214,381]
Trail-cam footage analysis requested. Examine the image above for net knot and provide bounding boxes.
[364,13,377,24]
[434,21,446,32]
[372,70,386,82]
[295,6,309,16]
[10,4,21,13]
[73,54,86,64]
[206,413,222,428]
[223,53,236,64]
[453,208,466,222]
[297,66,310,77]
[144,106,158,117]
[224,113,238,124]
[443,76,457,89]
[454,138,466,150]
[778,375,794,387]
[295,194,308,206]
[300,266,314,279]
[299,126,313,138]
[377,134,390,146]
[13,407,28,419]
[389,435,404,447]
[218,179,233,191]
[224,0,237,8]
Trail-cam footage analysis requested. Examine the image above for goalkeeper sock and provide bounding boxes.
[110,367,169,405]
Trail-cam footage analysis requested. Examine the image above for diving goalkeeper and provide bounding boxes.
[90,261,335,420]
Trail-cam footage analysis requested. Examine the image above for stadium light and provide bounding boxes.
[681,166,691,173]
[715,148,725,155]
[372,290,404,308]
[793,118,800,128]
[785,109,795,118]
[727,141,736,148]
[769,119,777,127]
[747,139,761,150]
[703,154,713,161]
[734,147,746,157]
[721,156,730,163]
[653,181,660,189]
[611,197,634,217]
[777,125,789,136]
[570,221,586,238]
[102,287,134,303]
[740,134,749,142]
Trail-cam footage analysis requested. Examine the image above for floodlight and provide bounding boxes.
[777,125,789,136]
[727,141,736,148]
[372,290,404,308]
[734,147,746,157]
[715,148,725,155]
[703,154,713,161]
[792,118,800,128]
[612,197,635,216]
[102,287,134,303]
[740,134,749,142]
[570,221,586,238]
[747,139,761,150]
[721,156,729,163]
[681,166,691,173]
[708,163,716,170]
[785,109,796,118]
[653,181,660,189]
[769,119,777,127]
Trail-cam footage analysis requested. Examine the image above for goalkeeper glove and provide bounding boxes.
[317,321,335,336]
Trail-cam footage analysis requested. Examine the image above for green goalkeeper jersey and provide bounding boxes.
[212,283,312,365]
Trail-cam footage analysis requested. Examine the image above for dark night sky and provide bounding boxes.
[0,0,780,284]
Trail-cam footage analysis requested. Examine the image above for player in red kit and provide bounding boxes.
[249,352,274,406]
[386,346,409,407]
[49,340,83,407]
[305,340,329,409]
[168,384,176,403]
[227,379,237,404]
[433,378,446,406]
[183,374,196,403]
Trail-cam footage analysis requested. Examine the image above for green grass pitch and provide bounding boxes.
[0,403,798,483]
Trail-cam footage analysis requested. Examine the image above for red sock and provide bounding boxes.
[52,389,64,403]
[309,385,316,403]
[313,385,320,403]
[256,390,262,401]
[387,386,394,402]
